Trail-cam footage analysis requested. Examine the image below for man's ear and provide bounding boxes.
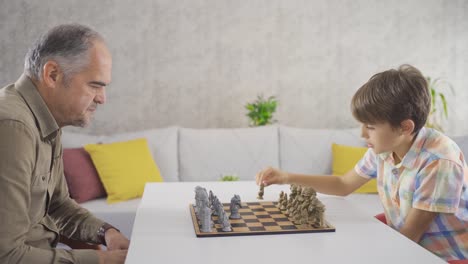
[42,61,61,88]
[400,119,415,135]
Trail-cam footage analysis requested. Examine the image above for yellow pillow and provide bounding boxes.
[84,138,163,203]
[332,143,377,193]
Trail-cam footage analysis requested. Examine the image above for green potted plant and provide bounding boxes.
[219,174,240,181]
[425,76,454,132]
[245,95,278,126]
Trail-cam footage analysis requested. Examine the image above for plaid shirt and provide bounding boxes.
[355,127,468,260]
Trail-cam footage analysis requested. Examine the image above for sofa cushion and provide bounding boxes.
[63,148,106,203]
[451,135,468,158]
[332,143,377,193]
[179,126,279,181]
[279,126,365,174]
[61,131,103,148]
[61,127,179,182]
[85,138,163,204]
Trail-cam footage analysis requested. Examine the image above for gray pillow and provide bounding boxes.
[451,135,468,157]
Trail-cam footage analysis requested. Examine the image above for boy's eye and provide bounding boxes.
[366,126,375,130]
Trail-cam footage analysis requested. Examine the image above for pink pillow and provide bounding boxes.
[63,148,106,203]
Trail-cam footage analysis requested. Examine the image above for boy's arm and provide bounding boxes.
[256,167,369,196]
[402,159,464,243]
[287,169,370,196]
[399,208,437,242]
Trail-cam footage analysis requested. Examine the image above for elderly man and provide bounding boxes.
[0,24,129,264]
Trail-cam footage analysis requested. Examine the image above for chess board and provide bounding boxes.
[189,201,335,237]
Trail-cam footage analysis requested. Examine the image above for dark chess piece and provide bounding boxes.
[229,194,242,219]
[257,184,264,200]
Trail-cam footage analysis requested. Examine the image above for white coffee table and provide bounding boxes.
[125,182,445,264]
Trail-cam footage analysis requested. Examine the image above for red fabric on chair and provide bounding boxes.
[374,213,387,224]
[448,260,468,264]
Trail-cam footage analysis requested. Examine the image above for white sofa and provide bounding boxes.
[61,125,421,238]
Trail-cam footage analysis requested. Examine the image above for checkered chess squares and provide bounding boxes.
[190,201,335,237]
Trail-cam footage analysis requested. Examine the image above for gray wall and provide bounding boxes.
[1,0,467,135]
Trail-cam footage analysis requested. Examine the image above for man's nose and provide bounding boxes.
[95,87,106,104]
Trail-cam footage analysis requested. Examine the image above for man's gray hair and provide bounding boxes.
[24,24,103,83]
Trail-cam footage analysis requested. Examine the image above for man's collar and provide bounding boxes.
[15,74,60,140]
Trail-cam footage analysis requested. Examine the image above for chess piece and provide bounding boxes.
[316,203,325,227]
[296,188,316,226]
[199,205,213,232]
[229,194,242,219]
[298,203,311,226]
[286,185,299,213]
[194,186,208,216]
[302,187,317,198]
[277,191,284,208]
[212,197,222,216]
[215,201,227,224]
[257,184,264,200]
[280,193,288,211]
[291,191,305,223]
[290,184,299,200]
[209,190,214,208]
[220,210,232,232]
[309,199,325,228]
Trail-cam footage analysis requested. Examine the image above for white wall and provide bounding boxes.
[1,0,467,135]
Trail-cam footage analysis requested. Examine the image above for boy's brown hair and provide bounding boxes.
[351,64,430,134]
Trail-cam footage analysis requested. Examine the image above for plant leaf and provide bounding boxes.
[439,93,448,118]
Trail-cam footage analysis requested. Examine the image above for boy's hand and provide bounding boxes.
[256,167,289,186]
[96,249,127,264]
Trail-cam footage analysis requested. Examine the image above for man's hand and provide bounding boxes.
[95,229,129,264]
[96,250,127,264]
[105,229,130,250]
[256,167,289,186]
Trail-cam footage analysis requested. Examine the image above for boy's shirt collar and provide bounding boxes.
[378,127,427,169]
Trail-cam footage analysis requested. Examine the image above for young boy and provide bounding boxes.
[256,65,468,261]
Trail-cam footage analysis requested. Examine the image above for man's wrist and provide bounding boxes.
[97,223,119,245]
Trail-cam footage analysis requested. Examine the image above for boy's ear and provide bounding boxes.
[400,119,415,135]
